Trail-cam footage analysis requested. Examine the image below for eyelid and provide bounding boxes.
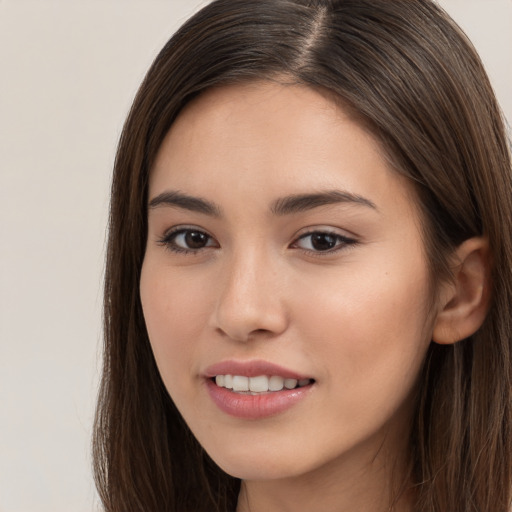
[293,224,358,239]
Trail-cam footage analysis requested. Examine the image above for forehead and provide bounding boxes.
[149,81,417,218]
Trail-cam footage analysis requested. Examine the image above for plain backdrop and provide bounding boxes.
[0,1,510,511]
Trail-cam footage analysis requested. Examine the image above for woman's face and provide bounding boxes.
[140,82,435,483]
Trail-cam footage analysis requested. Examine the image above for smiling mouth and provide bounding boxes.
[212,375,314,394]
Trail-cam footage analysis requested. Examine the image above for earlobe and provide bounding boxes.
[432,237,491,345]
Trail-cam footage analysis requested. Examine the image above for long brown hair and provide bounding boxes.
[93,1,512,510]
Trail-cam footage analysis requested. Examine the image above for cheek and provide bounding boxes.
[291,257,432,415]
[139,261,211,386]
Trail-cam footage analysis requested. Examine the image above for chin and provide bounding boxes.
[202,441,321,482]
[217,459,303,482]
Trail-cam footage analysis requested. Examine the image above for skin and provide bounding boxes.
[140,81,440,512]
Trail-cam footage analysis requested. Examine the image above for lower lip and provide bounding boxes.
[205,379,313,419]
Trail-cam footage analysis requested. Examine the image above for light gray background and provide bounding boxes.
[1,1,510,511]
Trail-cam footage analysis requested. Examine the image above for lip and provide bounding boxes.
[203,359,309,380]
[203,359,315,419]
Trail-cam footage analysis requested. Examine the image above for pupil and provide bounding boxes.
[185,231,207,249]
[311,233,336,251]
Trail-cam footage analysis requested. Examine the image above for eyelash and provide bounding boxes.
[157,227,358,256]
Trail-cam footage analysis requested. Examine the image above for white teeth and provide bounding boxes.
[224,374,233,389]
[214,374,312,393]
[249,375,269,392]
[232,375,249,392]
[268,375,284,391]
[284,378,298,389]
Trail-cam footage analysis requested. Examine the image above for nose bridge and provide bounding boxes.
[213,243,287,341]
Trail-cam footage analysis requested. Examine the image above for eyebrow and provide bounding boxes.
[148,189,377,217]
[148,190,221,217]
[270,190,377,215]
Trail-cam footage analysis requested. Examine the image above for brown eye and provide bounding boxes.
[293,231,357,253]
[310,233,337,251]
[184,231,209,249]
[160,228,218,253]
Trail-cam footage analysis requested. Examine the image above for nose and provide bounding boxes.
[212,250,289,342]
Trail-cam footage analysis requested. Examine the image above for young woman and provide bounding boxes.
[93,1,512,511]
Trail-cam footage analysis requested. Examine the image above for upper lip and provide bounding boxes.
[203,359,310,380]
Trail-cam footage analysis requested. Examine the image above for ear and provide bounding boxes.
[432,237,491,345]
